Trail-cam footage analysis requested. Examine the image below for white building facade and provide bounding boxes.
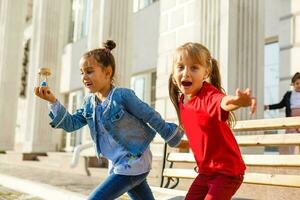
[0,0,299,175]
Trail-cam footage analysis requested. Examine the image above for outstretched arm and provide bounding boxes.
[122,88,184,147]
[221,88,256,114]
[265,92,289,110]
[34,86,87,132]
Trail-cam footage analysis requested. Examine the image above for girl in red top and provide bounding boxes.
[169,42,256,200]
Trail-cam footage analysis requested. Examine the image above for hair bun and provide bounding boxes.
[104,40,116,51]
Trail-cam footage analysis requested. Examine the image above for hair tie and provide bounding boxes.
[209,57,213,66]
[104,48,111,54]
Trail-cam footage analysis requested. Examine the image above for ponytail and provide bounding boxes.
[168,74,183,127]
[209,58,222,91]
[209,58,236,128]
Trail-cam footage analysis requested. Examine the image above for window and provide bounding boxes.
[69,0,91,42]
[150,72,157,107]
[264,42,280,153]
[264,42,280,118]
[131,71,157,108]
[20,40,30,98]
[133,0,158,12]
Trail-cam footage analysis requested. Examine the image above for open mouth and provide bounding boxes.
[181,81,192,87]
[85,83,93,88]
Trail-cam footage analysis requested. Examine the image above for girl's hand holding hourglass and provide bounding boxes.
[34,67,57,104]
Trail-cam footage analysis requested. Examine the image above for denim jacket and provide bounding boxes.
[49,87,183,156]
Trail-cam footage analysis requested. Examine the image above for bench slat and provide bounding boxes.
[167,153,194,163]
[244,173,300,188]
[167,153,300,166]
[163,168,196,179]
[232,117,300,131]
[182,134,300,146]
[236,133,300,146]
[163,169,300,188]
[243,155,300,166]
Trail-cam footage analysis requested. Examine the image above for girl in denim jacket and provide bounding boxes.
[34,40,184,200]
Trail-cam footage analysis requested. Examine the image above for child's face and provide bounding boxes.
[79,56,112,93]
[173,55,209,97]
[292,79,300,92]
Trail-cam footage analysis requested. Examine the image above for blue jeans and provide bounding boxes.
[88,172,155,200]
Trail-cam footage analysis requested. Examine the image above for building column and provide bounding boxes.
[21,0,71,153]
[278,0,300,93]
[88,0,133,87]
[79,0,133,145]
[0,0,26,151]
[220,0,264,120]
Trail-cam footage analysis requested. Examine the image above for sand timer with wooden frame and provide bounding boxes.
[38,67,51,87]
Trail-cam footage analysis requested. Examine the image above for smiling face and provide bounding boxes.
[292,79,300,92]
[172,52,209,97]
[79,56,112,94]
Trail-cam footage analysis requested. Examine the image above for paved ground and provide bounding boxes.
[0,160,186,200]
[0,185,42,200]
[1,153,298,200]
[0,162,101,196]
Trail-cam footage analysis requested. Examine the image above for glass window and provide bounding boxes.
[133,77,145,100]
[133,0,158,12]
[264,42,280,153]
[131,71,156,108]
[70,0,91,42]
[150,72,157,107]
[264,42,280,118]
[19,39,30,98]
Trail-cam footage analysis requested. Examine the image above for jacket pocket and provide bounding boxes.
[111,109,124,122]
[82,111,94,128]
[82,111,93,119]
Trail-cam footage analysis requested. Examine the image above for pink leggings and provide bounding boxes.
[185,173,243,200]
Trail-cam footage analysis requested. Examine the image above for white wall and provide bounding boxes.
[265,0,281,38]
[132,1,160,73]
[60,38,87,93]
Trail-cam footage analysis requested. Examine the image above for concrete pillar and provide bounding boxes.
[220,0,264,120]
[21,0,71,153]
[0,0,26,151]
[88,0,133,87]
[78,0,133,145]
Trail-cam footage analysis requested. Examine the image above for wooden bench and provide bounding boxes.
[70,143,107,176]
[161,117,300,189]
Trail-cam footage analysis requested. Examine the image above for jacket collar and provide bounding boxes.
[91,87,117,115]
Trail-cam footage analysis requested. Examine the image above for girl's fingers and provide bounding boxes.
[39,86,49,95]
[35,86,50,98]
[34,86,56,103]
[244,89,250,97]
[34,87,38,94]
[35,87,43,98]
[235,88,240,96]
[250,98,257,114]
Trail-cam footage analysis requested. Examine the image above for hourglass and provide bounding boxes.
[38,67,51,87]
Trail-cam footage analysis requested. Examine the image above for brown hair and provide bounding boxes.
[82,40,116,80]
[291,72,300,84]
[168,42,236,128]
